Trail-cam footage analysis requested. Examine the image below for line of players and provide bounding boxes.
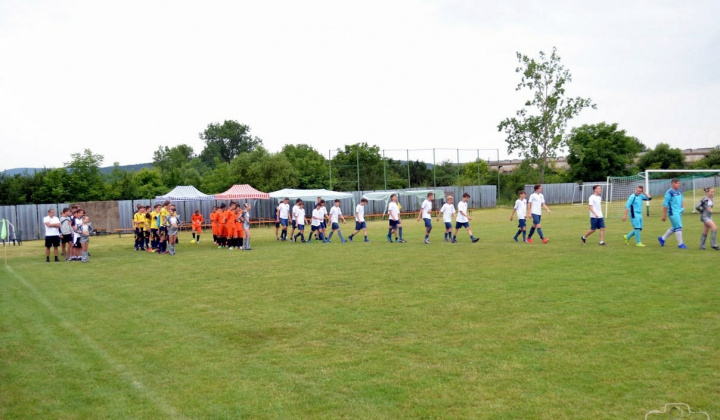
[42,205,93,262]
[207,202,252,250]
[507,180,717,250]
[131,201,182,254]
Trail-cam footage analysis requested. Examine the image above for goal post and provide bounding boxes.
[607,170,720,218]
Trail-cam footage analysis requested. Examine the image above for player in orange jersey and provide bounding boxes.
[191,209,203,244]
[209,206,219,245]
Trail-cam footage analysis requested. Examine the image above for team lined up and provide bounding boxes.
[42,206,93,262]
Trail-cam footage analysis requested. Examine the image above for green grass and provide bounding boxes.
[1,204,718,419]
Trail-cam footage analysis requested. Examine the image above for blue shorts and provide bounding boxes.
[590,218,606,230]
[423,218,432,228]
[332,222,340,230]
[630,217,643,230]
[518,219,526,228]
[531,214,541,225]
[355,221,367,230]
[669,214,683,230]
[320,221,326,229]
[444,222,452,230]
[311,225,320,232]
[279,218,288,227]
[292,220,297,229]
[297,224,305,231]
[455,222,469,229]
[389,219,399,228]
[275,221,280,228]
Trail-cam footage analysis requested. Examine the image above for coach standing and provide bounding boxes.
[44,208,61,262]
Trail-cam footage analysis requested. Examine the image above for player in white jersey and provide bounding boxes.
[417,192,434,244]
[387,193,406,243]
[276,197,290,241]
[437,196,456,242]
[327,199,347,243]
[527,184,551,244]
[289,199,301,242]
[581,185,606,245]
[292,201,307,243]
[348,198,369,242]
[452,192,479,243]
[510,190,528,242]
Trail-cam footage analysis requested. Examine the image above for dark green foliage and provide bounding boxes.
[566,122,645,181]
[636,143,685,171]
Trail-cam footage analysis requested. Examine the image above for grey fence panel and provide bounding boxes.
[524,183,579,205]
[16,204,40,240]
[0,206,18,241]
[118,200,134,229]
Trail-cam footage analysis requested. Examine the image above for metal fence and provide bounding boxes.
[2,185,497,241]
[524,182,608,205]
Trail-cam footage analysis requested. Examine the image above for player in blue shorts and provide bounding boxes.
[510,190,527,242]
[659,178,687,249]
[387,194,406,243]
[453,192,479,243]
[417,192,434,244]
[348,198,369,242]
[438,195,455,242]
[327,199,347,243]
[622,185,651,247]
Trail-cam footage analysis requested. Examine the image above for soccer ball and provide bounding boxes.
[190,240,196,244]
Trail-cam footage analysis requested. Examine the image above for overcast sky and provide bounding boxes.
[1,0,718,171]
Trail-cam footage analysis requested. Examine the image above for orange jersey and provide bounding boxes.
[224,210,236,237]
[234,213,244,238]
[191,213,203,233]
[209,212,218,235]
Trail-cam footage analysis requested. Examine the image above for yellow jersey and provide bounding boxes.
[133,212,145,230]
[150,211,159,229]
[160,208,169,226]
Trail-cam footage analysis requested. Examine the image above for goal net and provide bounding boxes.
[606,170,720,218]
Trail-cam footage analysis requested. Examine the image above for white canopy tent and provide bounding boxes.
[155,186,214,201]
[269,189,354,203]
[362,189,444,217]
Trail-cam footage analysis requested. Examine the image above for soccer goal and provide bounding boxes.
[606,170,720,218]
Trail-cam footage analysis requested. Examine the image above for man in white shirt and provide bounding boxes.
[289,198,301,242]
[310,202,326,243]
[437,196,456,242]
[510,190,528,242]
[453,192,479,243]
[387,194,406,243]
[348,198,369,242]
[43,208,61,262]
[582,185,606,245]
[527,184,551,244]
[417,192,434,244]
[276,197,290,241]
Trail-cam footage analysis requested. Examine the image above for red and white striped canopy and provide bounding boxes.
[214,184,270,200]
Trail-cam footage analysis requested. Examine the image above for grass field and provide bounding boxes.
[1,203,718,419]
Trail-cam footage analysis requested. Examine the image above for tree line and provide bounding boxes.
[1,118,716,206]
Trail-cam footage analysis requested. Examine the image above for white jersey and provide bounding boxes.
[388,202,400,220]
[73,217,83,240]
[295,208,305,225]
[421,199,433,219]
[588,194,603,218]
[319,206,327,221]
[330,206,342,223]
[278,202,290,219]
[514,198,527,219]
[355,204,365,222]
[457,201,469,223]
[440,203,455,223]
[311,209,322,226]
[43,215,60,236]
[529,193,545,215]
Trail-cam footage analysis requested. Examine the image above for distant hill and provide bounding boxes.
[2,163,153,176]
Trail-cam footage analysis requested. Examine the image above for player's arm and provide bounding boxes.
[510,208,516,221]
[543,203,551,214]
[436,206,441,222]
[276,207,281,221]
[588,204,599,218]
[416,208,422,221]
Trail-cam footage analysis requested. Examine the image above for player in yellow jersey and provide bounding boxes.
[133,205,146,251]
[158,201,170,253]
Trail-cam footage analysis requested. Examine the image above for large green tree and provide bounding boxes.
[690,146,720,169]
[566,123,645,181]
[498,47,595,182]
[280,144,329,189]
[65,149,106,201]
[636,143,685,171]
[330,143,384,191]
[199,120,262,165]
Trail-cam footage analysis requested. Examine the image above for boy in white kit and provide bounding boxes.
[327,199,347,243]
[581,185,606,245]
[310,202,326,244]
[292,201,306,243]
[417,192,434,244]
[348,198,369,242]
[453,192,479,243]
[510,190,528,242]
[527,184,551,244]
[387,194,406,243]
[437,196,456,242]
[277,197,290,241]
